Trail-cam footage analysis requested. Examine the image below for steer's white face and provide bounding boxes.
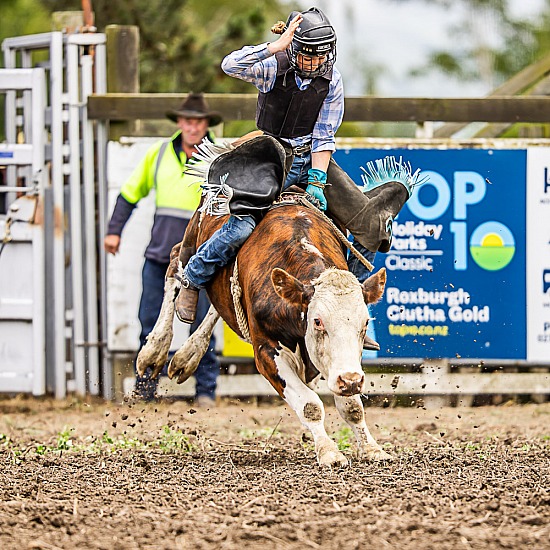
[305,269,369,396]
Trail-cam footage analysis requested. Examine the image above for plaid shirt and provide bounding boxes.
[222,43,344,153]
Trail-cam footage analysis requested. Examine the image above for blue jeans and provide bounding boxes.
[284,152,311,189]
[135,258,219,401]
[183,215,256,289]
[347,241,376,283]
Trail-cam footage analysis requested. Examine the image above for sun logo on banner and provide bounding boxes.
[469,221,516,271]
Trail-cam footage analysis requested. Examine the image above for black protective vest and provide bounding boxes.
[256,51,332,139]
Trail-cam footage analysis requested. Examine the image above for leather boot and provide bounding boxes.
[175,282,199,324]
[363,334,380,351]
[326,159,410,253]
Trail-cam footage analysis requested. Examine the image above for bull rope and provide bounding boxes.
[319,207,375,272]
[230,258,252,344]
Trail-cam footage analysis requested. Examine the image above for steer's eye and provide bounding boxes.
[313,318,325,331]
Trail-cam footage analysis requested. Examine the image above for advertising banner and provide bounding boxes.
[334,147,531,360]
[526,148,550,362]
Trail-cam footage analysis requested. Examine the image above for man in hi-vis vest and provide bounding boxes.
[105,93,221,406]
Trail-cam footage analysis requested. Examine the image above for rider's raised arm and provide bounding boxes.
[221,44,277,93]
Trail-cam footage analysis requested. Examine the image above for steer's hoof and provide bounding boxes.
[136,333,172,378]
[170,365,187,384]
[318,449,348,468]
[150,363,165,379]
[167,357,197,385]
[363,446,393,462]
[136,349,162,377]
[316,439,349,468]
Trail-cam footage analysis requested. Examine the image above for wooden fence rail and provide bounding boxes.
[88,93,550,123]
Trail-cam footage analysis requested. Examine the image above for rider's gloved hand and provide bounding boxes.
[306,168,328,211]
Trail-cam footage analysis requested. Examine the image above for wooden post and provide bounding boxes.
[105,25,139,139]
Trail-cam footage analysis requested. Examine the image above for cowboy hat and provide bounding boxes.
[166,92,223,126]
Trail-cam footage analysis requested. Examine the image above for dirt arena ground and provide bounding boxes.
[0,395,548,550]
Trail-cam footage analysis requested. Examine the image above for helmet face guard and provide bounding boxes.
[286,8,337,79]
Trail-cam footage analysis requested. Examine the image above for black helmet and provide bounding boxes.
[286,7,337,78]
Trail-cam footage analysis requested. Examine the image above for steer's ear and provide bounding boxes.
[362,267,387,304]
[272,268,313,307]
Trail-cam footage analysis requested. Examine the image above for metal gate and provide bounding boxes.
[0,69,46,395]
[0,32,109,398]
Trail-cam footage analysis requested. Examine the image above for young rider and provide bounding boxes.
[177,8,413,348]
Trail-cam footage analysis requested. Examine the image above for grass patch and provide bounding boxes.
[333,426,354,452]
[2,425,197,458]
[156,425,195,453]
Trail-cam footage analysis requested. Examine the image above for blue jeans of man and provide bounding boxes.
[135,258,219,401]
[284,152,311,189]
[183,215,256,289]
[347,241,376,283]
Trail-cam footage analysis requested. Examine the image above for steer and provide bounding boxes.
[138,196,390,467]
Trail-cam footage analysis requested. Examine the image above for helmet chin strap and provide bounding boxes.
[293,62,332,79]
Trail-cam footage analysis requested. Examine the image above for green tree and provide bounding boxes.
[40,0,293,92]
[0,0,52,66]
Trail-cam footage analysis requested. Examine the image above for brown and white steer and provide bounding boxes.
[137,201,390,467]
